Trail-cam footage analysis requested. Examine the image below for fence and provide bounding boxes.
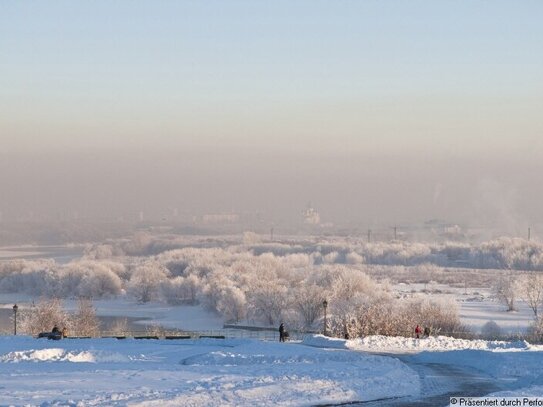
[94,327,308,341]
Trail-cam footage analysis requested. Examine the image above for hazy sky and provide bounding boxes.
[1,1,542,230]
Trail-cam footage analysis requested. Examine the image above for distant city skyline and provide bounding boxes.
[1,1,542,232]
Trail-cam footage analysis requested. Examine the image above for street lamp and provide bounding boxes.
[322,299,328,336]
[12,304,18,335]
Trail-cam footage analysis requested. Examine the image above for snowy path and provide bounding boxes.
[341,358,508,407]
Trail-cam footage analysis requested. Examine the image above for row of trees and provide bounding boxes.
[17,298,100,337]
[8,233,543,337]
[0,247,464,335]
[86,234,543,271]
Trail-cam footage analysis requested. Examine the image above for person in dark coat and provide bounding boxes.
[423,326,431,338]
[49,325,62,340]
[279,323,285,342]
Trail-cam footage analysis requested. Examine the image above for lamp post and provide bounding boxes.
[12,304,18,335]
[322,299,328,336]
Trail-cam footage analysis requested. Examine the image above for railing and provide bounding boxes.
[93,328,307,341]
[9,326,310,341]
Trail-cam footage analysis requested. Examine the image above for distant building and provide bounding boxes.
[195,213,240,224]
[302,205,320,225]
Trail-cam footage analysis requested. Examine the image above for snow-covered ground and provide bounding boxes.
[0,335,417,406]
[2,334,543,406]
[346,335,543,353]
[310,335,543,404]
[459,295,534,334]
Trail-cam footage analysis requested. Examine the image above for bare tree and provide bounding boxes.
[494,272,519,312]
[520,273,543,317]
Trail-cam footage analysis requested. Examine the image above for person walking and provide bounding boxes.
[279,323,285,342]
[415,324,422,339]
[423,326,430,338]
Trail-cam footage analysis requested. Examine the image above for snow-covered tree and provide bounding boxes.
[494,272,519,312]
[248,281,288,326]
[520,273,543,317]
[217,284,247,323]
[291,283,327,328]
[128,262,169,303]
[18,298,70,335]
[71,298,100,337]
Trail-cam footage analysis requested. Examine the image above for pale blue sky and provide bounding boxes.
[2,1,542,155]
[1,1,542,226]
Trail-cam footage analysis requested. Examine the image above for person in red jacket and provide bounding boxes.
[415,324,422,339]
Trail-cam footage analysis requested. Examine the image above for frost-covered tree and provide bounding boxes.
[59,261,123,299]
[520,273,543,317]
[18,298,70,335]
[248,281,288,326]
[217,284,247,323]
[71,298,100,337]
[128,262,169,303]
[291,283,326,328]
[494,272,519,312]
[345,251,365,265]
[527,317,543,342]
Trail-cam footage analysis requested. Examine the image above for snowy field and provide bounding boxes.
[2,334,543,406]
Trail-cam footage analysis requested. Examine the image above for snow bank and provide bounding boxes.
[301,334,348,349]
[347,335,541,353]
[0,348,128,363]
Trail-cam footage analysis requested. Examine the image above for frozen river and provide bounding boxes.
[0,308,150,336]
[0,245,85,264]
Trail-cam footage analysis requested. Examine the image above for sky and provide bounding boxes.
[1,1,542,231]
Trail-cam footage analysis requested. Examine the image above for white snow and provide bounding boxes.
[345,335,543,353]
[308,334,543,402]
[2,333,543,405]
[0,335,418,406]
